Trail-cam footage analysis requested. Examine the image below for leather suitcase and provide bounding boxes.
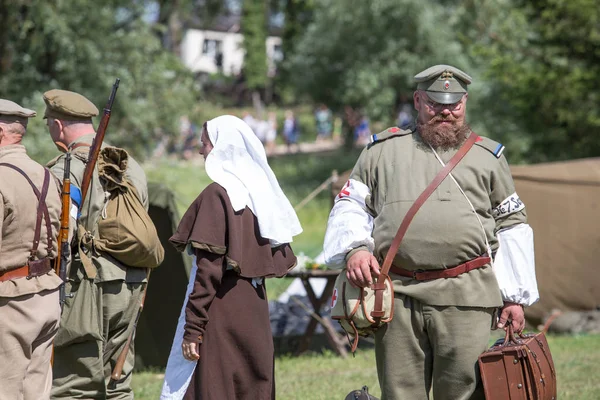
[478,326,557,399]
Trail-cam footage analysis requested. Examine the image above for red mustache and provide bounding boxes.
[430,115,455,124]
[427,115,456,125]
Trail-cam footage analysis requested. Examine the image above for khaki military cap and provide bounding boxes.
[43,89,99,121]
[0,99,36,119]
[414,64,472,104]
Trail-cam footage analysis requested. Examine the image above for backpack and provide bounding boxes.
[81,146,164,269]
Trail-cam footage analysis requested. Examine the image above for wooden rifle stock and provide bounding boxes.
[80,78,120,205]
[111,271,150,381]
[51,152,72,366]
[54,152,72,308]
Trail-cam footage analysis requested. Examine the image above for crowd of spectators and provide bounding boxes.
[152,102,415,160]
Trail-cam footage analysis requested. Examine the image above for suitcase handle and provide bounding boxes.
[502,310,560,348]
[500,324,522,347]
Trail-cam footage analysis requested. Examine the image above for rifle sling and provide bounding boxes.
[66,143,98,279]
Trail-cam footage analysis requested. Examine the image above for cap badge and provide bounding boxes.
[444,80,451,90]
[440,70,454,79]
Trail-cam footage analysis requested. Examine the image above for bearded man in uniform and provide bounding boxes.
[323,65,539,400]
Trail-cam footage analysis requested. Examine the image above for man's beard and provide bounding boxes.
[417,116,471,150]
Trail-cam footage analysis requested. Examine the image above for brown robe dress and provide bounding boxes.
[170,183,297,400]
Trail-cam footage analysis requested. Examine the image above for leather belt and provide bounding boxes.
[390,256,491,281]
[0,258,53,282]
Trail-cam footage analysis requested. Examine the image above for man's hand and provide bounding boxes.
[497,302,525,333]
[346,250,381,288]
[182,340,200,361]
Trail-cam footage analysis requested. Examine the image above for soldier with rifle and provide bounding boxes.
[0,99,63,400]
[44,86,159,399]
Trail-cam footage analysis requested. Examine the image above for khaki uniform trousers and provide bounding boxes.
[0,289,61,400]
[375,295,494,400]
[51,279,145,400]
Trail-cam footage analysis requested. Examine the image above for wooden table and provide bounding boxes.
[284,268,349,358]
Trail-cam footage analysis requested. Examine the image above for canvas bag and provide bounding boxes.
[330,132,478,352]
[84,146,164,268]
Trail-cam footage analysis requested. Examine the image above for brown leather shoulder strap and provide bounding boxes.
[0,163,54,258]
[33,169,52,257]
[379,132,479,276]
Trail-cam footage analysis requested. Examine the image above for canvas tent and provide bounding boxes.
[331,158,600,327]
[135,182,192,369]
[510,158,600,325]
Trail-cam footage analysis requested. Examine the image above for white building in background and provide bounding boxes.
[180,15,282,77]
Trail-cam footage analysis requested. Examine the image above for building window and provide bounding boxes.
[272,44,283,63]
[202,39,222,58]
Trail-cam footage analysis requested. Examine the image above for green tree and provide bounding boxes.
[0,0,197,163]
[279,0,314,84]
[286,0,599,161]
[287,0,473,145]
[241,0,269,94]
[462,0,600,162]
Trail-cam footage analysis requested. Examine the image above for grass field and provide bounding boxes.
[140,150,600,399]
[133,334,600,399]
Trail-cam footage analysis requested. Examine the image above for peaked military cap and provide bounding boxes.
[43,89,99,121]
[0,99,36,119]
[414,64,472,104]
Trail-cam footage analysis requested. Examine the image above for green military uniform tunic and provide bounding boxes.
[348,124,526,307]
[49,134,148,400]
[347,124,527,400]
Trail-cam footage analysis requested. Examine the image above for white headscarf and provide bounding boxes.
[204,115,302,245]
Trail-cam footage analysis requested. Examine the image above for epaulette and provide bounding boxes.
[71,146,90,163]
[369,125,414,145]
[46,145,90,168]
[46,154,63,168]
[474,135,505,158]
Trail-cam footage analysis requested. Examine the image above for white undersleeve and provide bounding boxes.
[494,224,540,306]
[323,179,374,268]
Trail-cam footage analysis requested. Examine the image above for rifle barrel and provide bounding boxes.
[80,78,120,205]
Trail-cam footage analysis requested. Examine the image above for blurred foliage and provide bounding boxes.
[241,0,269,91]
[460,0,600,162]
[286,0,469,122]
[2,0,597,164]
[285,0,600,163]
[0,0,198,164]
[277,0,315,97]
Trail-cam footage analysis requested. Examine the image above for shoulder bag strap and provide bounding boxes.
[370,132,478,320]
[379,132,479,276]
